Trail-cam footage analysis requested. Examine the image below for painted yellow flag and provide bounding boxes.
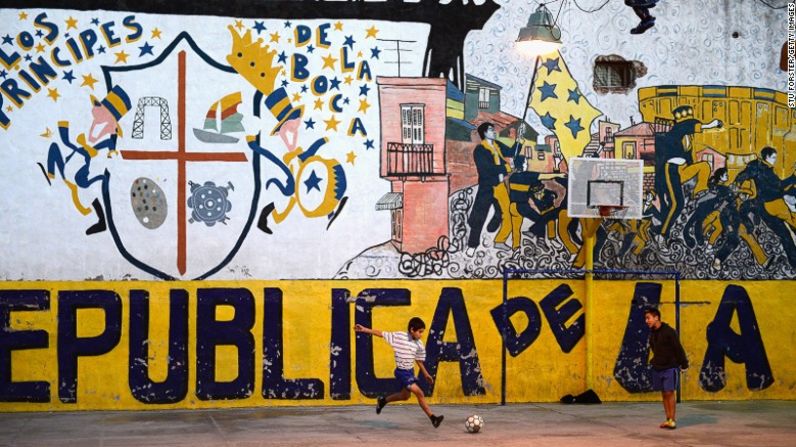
[529,51,602,162]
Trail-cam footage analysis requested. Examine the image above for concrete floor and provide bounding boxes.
[1,401,794,447]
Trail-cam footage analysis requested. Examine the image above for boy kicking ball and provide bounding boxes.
[354,317,444,428]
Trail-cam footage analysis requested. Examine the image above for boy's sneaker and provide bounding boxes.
[630,17,655,34]
[430,414,444,428]
[376,396,387,415]
[659,419,676,429]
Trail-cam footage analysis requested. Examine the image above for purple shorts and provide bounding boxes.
[394,368,418,389]
[652,367,679,392]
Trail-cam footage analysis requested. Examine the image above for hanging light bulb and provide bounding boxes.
[516,4,562,56]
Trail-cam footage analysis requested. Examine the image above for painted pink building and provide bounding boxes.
[376,77,450,253]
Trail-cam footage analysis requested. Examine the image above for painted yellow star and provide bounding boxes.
[6,106,13,113]
[334,21,343,31]
[114,50,129,64]
[81,73,98,90]
[40,127,52,138]
[344,75,353,85]
[65,16,78,30]
[365,25,379,38]
[269,32,280,43]
[234,19,244,31]
[357,51,363,58]
[47,88,60,102]
[292,92,302,102]
[324,114,341,131]
[151,28,162,39]
[358,99,371,113]
[35,43,45,53]
[346,150,357,165]
[314,98,324,110]
[321,53,337,69]
[18,11,28,20]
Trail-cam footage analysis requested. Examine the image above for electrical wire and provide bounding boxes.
[571,0,612,13]
[756,0,787,9]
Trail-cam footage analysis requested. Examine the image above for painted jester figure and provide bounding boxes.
[38,85,132,235]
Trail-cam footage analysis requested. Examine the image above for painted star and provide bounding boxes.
[314,98,324,110]
[324,114,341,131]
[346,151,357,165]
[359,84,371,96]
[18,11,28,20]
[357,51,363,58]
[329,77,341,90]
[343,97,350,105]
[541,57,561,75]
[0,69,7,79]
[292,92,302,102]
[567,88,582,104]
[365,25,379,38]
[138,42,154,57]
[334,21,343,31]
[35,29,44,38]
[358,99,371,113]
[321,53,337,69]
[47,87,60,102]
[81,73,98,89]
[370,47,381,59]
[540,112,557,130]
[270,32,280,43]
[24,54,32,62]
[35,43,45,53]
[62,70,75,83]
[565,115,584,139]
[304,170,322,193]
[284,20,292,28]
[5,106,12,113]
[307,44,315,53]
[91,18,100,26]
[253,21,266,34]
[344,75,353,85]
[344,35,355,49]
[97,45,106,54]
[277,51,288,64]
[115,50,130,64]
[364,139,375,150]
[300,84,308,93]
[2,35,12,45]
[539,81,558,101]
[304,117,316,129]
[234,19,244,31]
[281,79,289,88]
[151,28,162,39]
[65,16,78,29]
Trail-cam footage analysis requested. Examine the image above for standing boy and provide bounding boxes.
[644,307,688,429]
[354,317,444,428]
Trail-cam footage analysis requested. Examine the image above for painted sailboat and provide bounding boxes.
[193,92,245,143]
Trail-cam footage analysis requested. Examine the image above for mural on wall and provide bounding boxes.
[0,1,793,281]
[0,280,791,408]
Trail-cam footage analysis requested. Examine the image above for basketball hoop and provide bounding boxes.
[598,205,628,218]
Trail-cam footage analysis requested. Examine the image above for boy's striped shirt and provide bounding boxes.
[382,331,426,370]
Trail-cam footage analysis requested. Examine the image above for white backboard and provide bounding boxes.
[567,157,644,219]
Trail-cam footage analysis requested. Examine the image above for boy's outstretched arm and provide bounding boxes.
[416,360,433,384]
[354,324,383,338]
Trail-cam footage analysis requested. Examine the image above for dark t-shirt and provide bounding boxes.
[649,322,689,371]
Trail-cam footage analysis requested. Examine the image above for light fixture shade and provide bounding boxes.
[516,5,562,44]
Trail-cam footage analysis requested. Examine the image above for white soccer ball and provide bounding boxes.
[465,414,484,433]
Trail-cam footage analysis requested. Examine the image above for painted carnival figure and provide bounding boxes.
[466,122,519,256]
[38,85,131,235]
[654,105,722,239]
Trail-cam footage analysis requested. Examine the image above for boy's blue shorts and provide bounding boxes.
[394,368,418,389]
[652,367,678,392]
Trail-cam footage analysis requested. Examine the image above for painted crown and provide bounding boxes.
[226,26,281,95]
